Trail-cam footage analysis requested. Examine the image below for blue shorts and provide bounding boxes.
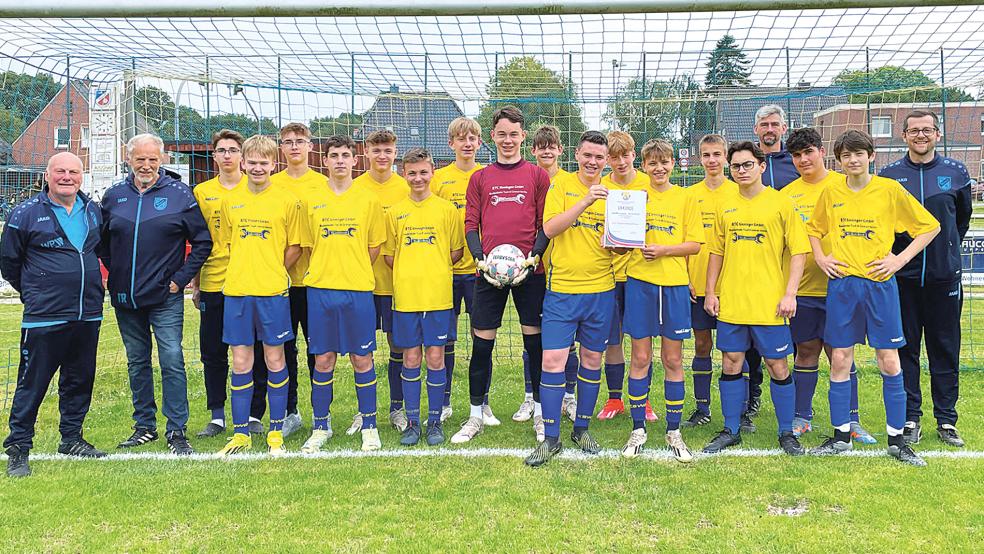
[607,281,626,347]
[622,278,692,341]
[374,294,393,333]
[825,276,906,349]
[691,296,718,331]
[717,321,792,359]
[222,294,294,346]
[542,289,615,353]
[790,296,826,344]
[392,309,454,349]
[306,288,377,356]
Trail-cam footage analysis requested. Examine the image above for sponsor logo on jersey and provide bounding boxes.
[646,223,676,235]
[241,228,271,239]
[322,227,357,237]
[731,232,765,244]
[36,216,50,222]
[405,234,437,245]
[490,192,526,206]
[841,229,874,240]
[41,237,65,248]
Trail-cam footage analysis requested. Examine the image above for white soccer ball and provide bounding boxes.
[486,243,526,286]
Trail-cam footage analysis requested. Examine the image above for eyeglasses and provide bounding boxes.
[281,139,309,148]
[904,127,939,137]
[729,161,759,172]
[214,148,241,156]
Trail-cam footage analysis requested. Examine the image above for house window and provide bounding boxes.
[81,126,90,148]
[979,114,984,135]
[409,127,419,137]
[54,127,70,149]
[870,116,892,138]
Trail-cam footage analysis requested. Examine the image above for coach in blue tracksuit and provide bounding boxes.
[1,153,106,477]
[879,110,973,448]
[100,134,211,455]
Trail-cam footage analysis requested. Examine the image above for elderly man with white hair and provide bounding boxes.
[100,133,211,455]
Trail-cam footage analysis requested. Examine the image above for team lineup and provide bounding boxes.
[4,102,975,477]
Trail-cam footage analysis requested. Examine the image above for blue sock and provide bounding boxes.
[523,350,532,395]
[540,371,566,439]
[605,362,625,400]
[443,344,455,407]
[664,380,685,431]
[770,376,794,434]
[627,376,649,430]
[426,367,446,426]
[741,360,750,413]
[210,407,224,422]
[720,374,744,435]
[565,350,578,395]
[828,379,851,430]
[267,368,289,432]
[388,352,404,411]
[849,363,860,423]
[882,372,906,433]
[230,371,253,436]
[792,364,819,420]
[692,357,712,415]
[311,369,334,430]
[574,366,602,430]
[401,365,422,426]
[644,361,653,390]
[355,368,378,429]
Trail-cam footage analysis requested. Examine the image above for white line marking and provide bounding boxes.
[6,447,984,463]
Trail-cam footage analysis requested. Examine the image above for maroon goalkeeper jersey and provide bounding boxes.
[465,159,550,270]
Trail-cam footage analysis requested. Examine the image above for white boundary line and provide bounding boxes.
[5,447,984,463]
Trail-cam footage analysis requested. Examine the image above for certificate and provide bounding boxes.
[602,189,646,248]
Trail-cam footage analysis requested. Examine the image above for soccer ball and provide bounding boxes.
[486,244,526,286]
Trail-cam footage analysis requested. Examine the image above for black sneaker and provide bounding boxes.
[524,437,562,467]
[5,445,30,478]
[810,434,853,456]
[400,423,421,446]
[902,421,921,445]
[166,430,195,456]
[702,429,741,453]
[937,424,965,448]
[58,438,107,458]
[425,422,445,446]
[681,409,711,428]
[888,437,927,467]
[739,414,757,434]
[117,427,158,449]
[745,395,761,417]
[196,422,225,438]
[570,428,602,455]
[248,420,265,435]
[778,431,805,456]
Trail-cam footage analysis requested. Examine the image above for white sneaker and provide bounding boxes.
[450,416,484,444]
[390,409,409,432]
[440,405,453,423]
[482,404,501,426]
[301,429,332,454]
[562,395,577,422]
[346,413,363,436]
[361,428,381,451]
[622,428,647,458]
[533,415,545,443]
[282,412,303,439]
[512,398,535,422]
[665,429,694,463]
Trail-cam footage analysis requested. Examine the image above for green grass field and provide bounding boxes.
[2,298,984,552]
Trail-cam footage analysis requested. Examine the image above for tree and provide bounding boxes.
[0,71,62,140]
[834,66,973,103]
[705,35,752,89]
[605,75,701,147]
[133,85,176,132]
[310,112,363,137]
[0,107,26,144]
[477,56,586,164]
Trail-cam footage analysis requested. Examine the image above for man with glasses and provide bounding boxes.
[192,130,246,437]
[879,110,973,448]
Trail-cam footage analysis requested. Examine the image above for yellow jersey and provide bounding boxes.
[193,175,246,292]
[626,184,704,287]
[432,162,482,275]
[543,171,615,294]
[303,183,387,292]
[383,194,465,312]
[602,169,649,282]
[686,178,739,296]
[271,169,326,286]
[220,183,305,297]
[806,175,939,282]
[782,171,844,297]
[354,171,410,296]
[708,187,810,326]
[540,168,572,268]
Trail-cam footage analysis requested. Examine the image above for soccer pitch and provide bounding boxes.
[1,298,983,552]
